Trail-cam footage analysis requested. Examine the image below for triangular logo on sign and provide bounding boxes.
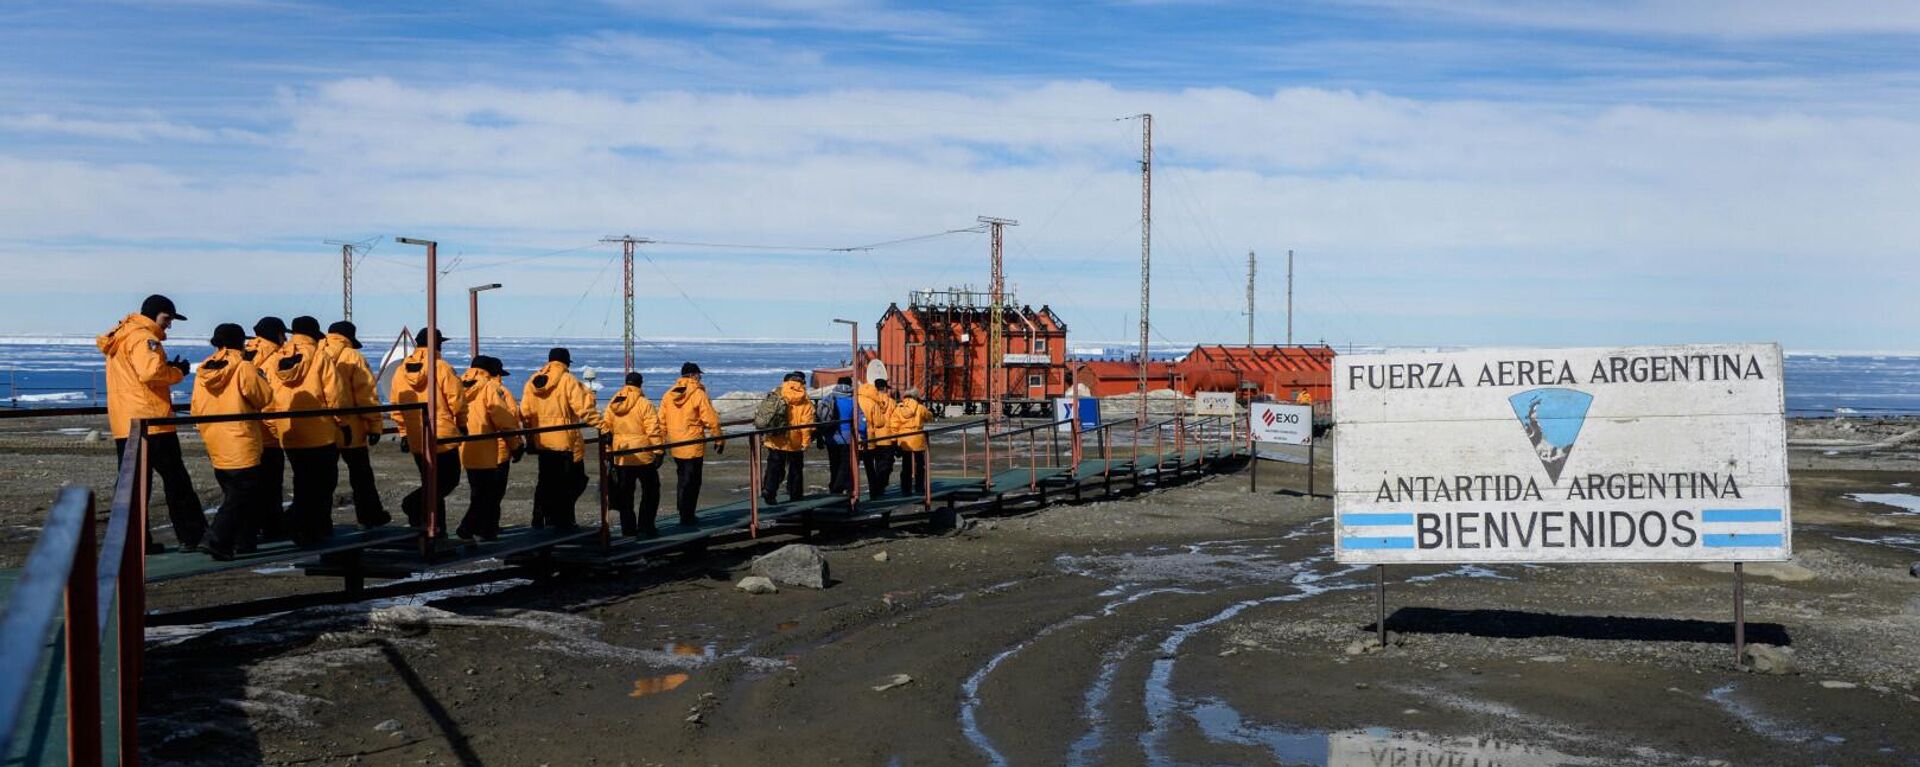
[1507,387,1592,484]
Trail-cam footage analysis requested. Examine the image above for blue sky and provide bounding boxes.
[3,0,1917,349]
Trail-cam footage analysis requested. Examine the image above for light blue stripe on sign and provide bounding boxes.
[1343,536,1415,550]
[1343,513,1414,526]
[1701,509,1782,523]
[1703,533,1784,548]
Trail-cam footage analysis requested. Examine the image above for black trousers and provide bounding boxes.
[825,444,850,494]
[863,446,896,500]
[339,445,388,527]
[674,456,704,520]
[286,444,339,546]
[207,466,262,554]
[459,463,510,540]
[116,432,205,548]
[899,449,927,497]
[532,451,587,529]
[254,446,287,541]
[610,463,662,536]
[402,449,460,533]
[762,448,804,503]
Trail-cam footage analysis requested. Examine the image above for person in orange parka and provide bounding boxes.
[245,316,290,540]
[888,386,935,497]
[191,323,273,560]
[387,328,466,534]
[320,321,389,528]
[457,356,523,541]
[603,371,666,537]
[97,294,204,549]
[270,316,344,546]
[660,362,723,526]
[760,371,815,505]
[856,378,896,500]
[520,348,602,530]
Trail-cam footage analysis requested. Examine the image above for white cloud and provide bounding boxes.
[0,112,268,144]
[1349,0,1920,39]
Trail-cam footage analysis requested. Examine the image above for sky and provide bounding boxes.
[2,0,1917,350]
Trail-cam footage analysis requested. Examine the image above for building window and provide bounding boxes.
[1034,339,1048,353]
[1028,374,1044,388]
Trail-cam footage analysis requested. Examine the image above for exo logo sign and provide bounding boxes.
[1507,387,1592,484]
[1260,408,1296,427]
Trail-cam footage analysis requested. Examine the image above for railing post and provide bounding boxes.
[747,434,762,538]
[124,424,148,766]
[66,489,102,767]
[598,431,612,549]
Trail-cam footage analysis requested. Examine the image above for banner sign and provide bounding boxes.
[1192,391,1236,416]
[1333,344,1790,564]
[1250,402,1313,445]
[1056,397,1101,432]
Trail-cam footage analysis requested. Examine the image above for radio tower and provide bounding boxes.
[601,235,652,372]
[1128,113,1153,427]
[1245,250,1256,346]
[324,237,379,321]
[978,216,1018,423]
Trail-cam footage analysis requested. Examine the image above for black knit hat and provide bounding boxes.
[326,321,362,349]
[414,328,447,349]
[473,355,509,378]
[548,348,571,365]
[681,362,703,376]
[624,371,645,388]
[209,323,247,350]
[873,378,889,390]
[289,315,322,339]
[140,294,186,322]
[783,370,806,383]
[253,316,286,342]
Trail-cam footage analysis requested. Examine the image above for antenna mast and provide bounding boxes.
[601,235,653,372]
[1245,250,1256,346]
[324,237,378,321]
[1132,113,1152,426]
[979,216,1018,423]
[1287,249,1295,345]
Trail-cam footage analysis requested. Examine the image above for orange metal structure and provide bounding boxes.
[851,289,1071,414]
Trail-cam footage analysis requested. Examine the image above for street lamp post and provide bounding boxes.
[468,283,502,360]
[832,318,861,510]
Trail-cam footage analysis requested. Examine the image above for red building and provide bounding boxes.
[814,288,1071,415]
[1071,344,1336,403]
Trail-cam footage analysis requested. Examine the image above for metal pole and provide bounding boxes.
[1135,113,1152,440]
[1376,564,1387,646]
[1249,430,1258,493]
[598,431,611,548]
[833,319,861,511]
[1286,249,1294,346]
[397,237,441,549]
[65,489,101,767]
[126,423,150,762]
[748,435,761,538]
[1734,562,1746,666]
[1308,437,1316,497]
[342,243,354,321]
[468,289,479,360]
[1246,249,1255,346]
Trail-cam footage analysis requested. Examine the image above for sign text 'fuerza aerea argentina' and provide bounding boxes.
[1332,344,1790,564]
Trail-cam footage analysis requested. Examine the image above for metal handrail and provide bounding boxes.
[144,401,422,428]
[605,417,854,459]
[0,485,113,765]
[0,404,188,419]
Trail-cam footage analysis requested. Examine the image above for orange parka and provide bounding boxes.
[95,313,182,438]
[660,376,721,460]
[856,383,894,447]
[602,384,665,467]
[266,334,342,449]
[190,348,272,469]
[319,333,384,448]
[520,361,601,460]
[460,368,522,470]
[887,395,934,452]
[388,348,465,455]
[245,336,283,448]
[762,381,816,453]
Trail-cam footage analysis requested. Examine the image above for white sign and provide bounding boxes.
[1250,402,1313,445]
[1004,353,1050,365]
[1333,343,1790,564]
[1192,391,1236,417]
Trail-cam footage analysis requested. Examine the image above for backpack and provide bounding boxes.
[753,389,789,430]
[813,394,840,441]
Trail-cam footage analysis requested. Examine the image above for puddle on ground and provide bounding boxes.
[665,642,717,658]
[1056,541,1299,590]
[1706,683,1817,743]
[1833,533,1920,553]
[630,673,690,697]
[1844,493,1920,515]
[1192,698,1601,766]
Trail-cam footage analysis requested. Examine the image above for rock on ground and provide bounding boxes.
[1743,644,1799,675]
[752,544,830,589]
[736,576,778,595]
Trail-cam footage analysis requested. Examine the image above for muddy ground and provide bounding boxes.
[3,418,1919,766]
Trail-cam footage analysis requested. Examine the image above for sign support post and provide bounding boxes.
[1307,438,1316,497]
[1248,431,1258,493]
[1375,564,1388,646]
[1733,562,1746,666]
